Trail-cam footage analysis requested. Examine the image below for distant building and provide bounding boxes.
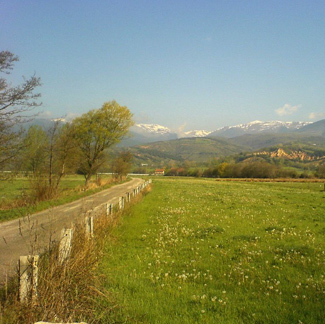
[154,168,165,176]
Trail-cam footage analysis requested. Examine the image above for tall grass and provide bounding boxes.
[97,178,324,323]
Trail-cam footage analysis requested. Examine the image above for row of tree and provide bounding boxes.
[0,51,134,197]
[165,161,325,179]
[14,106,133,188]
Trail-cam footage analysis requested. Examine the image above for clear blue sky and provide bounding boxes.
[1,0,325,131]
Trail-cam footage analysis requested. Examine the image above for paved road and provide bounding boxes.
[0,178,145,282]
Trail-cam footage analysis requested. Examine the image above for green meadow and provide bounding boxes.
[98,178,324,323]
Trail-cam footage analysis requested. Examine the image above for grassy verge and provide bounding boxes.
[0,185,148,323]
[97,178,325,323]
[0,175,125,222]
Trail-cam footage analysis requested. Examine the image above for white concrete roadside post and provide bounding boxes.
[106,203,113,216]
[19,255,39,303]
[119,196,124,210]
[58,228,73,264]
[85,216,94,238]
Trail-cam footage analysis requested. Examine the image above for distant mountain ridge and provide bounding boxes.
[127,124,178,146]
[23,118,325,146]
[296,119,325,136]
[209,120,312,138]
[125,119,325,165]
[126,120,323,146]
[134,124,173,135]
[183,130,212,138]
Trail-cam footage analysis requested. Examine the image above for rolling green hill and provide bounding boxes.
[127,137,246,165]
[120,134,325,171]
[227,133,325,151]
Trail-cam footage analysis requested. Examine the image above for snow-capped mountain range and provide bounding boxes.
[132,120,312,140]
[135,123,171,135]
[132,124,212,138]
[210,120,312,138]
[183,130,212,137]
[24,118,324,148]
[217,120,310,131]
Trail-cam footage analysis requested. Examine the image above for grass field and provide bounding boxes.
[97,178,325,323]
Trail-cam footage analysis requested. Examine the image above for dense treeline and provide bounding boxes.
[165,161,325,179]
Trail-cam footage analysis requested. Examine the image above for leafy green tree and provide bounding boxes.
[0,51,41,168]
[72,101,133,185]
[316,163,325,178]
[217,162,229,177]
[112,151,133,181]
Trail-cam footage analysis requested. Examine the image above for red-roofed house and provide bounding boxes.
[154,169,165,176]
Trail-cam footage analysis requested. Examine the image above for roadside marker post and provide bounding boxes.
[58,228,73,264]
[119,196,124,209]
[106,203,113,216]
[85,216,94,238]
[19,255,39,303]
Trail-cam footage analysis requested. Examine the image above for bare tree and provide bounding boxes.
[112,151,133,181]
[0,51,41,167]
[20,121,79,197]
[47,121,80,192]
